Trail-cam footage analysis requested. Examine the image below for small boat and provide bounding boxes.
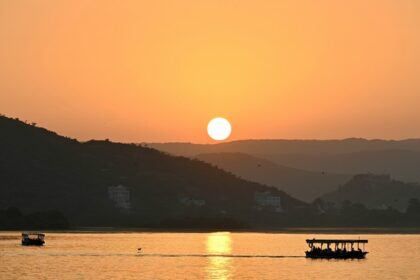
[21,232,45,246]
[305,239,368,259]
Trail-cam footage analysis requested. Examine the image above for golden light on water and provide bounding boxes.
[206,232,233,280]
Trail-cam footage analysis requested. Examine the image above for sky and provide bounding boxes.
[1,0,420,143]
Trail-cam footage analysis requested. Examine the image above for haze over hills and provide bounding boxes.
[148,139,420,156]
[149,140,420,183]
[196,153,350,202]
[263,150,420,183]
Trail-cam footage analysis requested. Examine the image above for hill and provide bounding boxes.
[148,140,420,182]
[0,116,308,228]
[264,150,420,183]
[196,153,350,202]
[321,174,420,211]
[2,115,419,229]
[148,138,420,156]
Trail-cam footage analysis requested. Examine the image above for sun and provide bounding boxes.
[207,117,232,141]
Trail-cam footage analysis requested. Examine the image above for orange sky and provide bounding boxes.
[1,1,420,143]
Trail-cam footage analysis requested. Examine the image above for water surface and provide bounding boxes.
[1,232,419,279]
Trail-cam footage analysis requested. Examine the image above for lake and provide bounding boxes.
[1,232,420,279]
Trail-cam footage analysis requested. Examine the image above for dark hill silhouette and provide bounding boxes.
[0,116,307,228]
[321,174,420,211]
[196,152,350,202]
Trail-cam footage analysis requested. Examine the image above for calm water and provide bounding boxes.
[1,232,420,279]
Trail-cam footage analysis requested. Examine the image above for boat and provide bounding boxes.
[21,232,45,246]
[305,239,368,259]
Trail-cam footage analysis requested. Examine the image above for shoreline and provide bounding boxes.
[2,227,420,234]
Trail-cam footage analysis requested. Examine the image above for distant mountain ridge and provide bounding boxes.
[196,152,350,202]
[148,138,420,156]
[263,149,420,182]
[148,140,420,183]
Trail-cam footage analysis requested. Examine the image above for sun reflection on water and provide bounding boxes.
[206,232,233,280]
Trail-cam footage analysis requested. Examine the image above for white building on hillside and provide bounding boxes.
[108,185,131,210]
[178,196,206,207]
[254,191,283,212]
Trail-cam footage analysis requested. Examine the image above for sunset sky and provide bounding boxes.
[1,0,420,143]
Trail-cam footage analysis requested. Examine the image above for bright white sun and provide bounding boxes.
[207,117,232,141]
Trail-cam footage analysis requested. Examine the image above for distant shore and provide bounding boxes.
[3,227,420,234]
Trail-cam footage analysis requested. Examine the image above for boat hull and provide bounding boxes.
[305,251,367,259]
[22,239,45,246]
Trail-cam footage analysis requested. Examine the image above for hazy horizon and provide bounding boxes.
[5,113,420,145]
[145,137,420,145]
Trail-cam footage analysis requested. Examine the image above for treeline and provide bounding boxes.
[307,198,420,227]
[0,207,69,230]
[1,202,419,229]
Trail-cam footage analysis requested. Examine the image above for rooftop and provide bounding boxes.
[306,239,368,244]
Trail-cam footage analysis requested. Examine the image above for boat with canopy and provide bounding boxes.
[305,239,368,259]
[21,232,45,246]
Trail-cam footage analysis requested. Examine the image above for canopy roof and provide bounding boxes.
[22,232,45,236]
[306,239,368,244]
